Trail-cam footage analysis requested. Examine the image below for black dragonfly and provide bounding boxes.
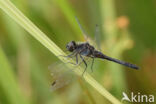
[50,17,139,91]
[64,17,139,75]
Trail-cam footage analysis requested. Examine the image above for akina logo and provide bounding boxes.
[121,92,154,103]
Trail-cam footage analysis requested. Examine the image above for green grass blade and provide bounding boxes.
[0,0,122,103]
[0,47,30,104]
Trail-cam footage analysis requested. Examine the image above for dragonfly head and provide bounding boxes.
[66,41,77,52]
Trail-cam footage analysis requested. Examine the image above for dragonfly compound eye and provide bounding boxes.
[66,41,76,52]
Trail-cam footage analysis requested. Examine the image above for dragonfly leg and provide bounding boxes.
[67,52,76,58]
[73,55,89,67]
[76,54,78,64]
[65,54,79,65]
[58,51,76,59]
[91,58,94,72]
[80,55,87,76]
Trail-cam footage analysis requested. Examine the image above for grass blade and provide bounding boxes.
[0,47,30,104]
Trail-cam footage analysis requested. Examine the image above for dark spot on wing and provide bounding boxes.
[52,81,56,86]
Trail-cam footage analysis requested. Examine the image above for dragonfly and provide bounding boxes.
[50,17,139,91]
[65,17,139,75]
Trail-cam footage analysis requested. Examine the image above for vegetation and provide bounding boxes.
[0,0,155,104]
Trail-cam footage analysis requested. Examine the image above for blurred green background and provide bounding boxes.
[0,0,156,104]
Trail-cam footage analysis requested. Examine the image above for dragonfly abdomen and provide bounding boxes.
[93,50,139,70]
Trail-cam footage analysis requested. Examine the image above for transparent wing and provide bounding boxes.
[75,16,101,50]
[94,24,101,50]
[75,16,91,42]
[48,56,92,92]
[48,62,74,92]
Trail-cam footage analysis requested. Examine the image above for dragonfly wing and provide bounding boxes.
[75,16,90,41]
[48,62,74,92]
[50,72,72,91]
[94,24,101,50]
[75,17,101,50]
[48,63,74,91]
